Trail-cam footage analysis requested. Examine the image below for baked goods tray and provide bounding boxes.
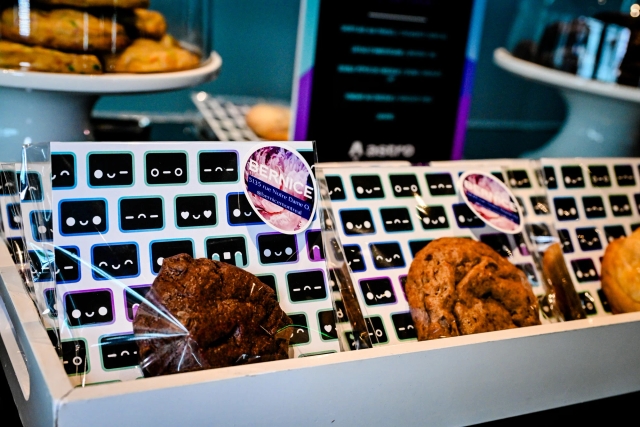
[2,243,640,426]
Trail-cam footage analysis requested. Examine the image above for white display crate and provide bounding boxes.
[2,242,640,427]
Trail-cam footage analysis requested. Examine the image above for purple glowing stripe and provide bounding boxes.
[451,59,477,160]
[294,68,314,141]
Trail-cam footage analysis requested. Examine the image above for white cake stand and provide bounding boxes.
[0,52,222,162]
[494,47,640,158]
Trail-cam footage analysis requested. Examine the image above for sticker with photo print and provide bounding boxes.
[507,170,531,188]
[370,242,405,269]
[30,210,53,242]
[543,166,558,190]
[227,193,263,225]
[575,228,602,251]
[257,233,298,264]
[19,171,43,202]
[582,196,606,219]
[100,334,140,370]
[561,166,585,188]
[51,153,76,189]
[145,152,188,185]
[609,195,632,217]
[588,165,611,188]
[6,203,22,230]
[119,197,164,231]
[351,175,384,199]
[175,195,216,228]
[205,236,246,267]
[339,209,375,235]
[61,339,88,375]
[305,230,324,261]
[480,233,514,258]
[380,207,413,232]
[287,270,327,302]
[91,243,139,280]
[151,239,195,273]
[409,239,432,257]
[391,312,417,340]
[198,151,238,183]
[557,229,575,253]
[417,205,449,230]
[59,199,108,235]
[124,285,150,321]
[389,174,420,197]
[530,196,550,215]
[452,203,484,228]
[88,153,133,187]
[64,289,114,327]
[344,244,366,272]
[604,225,626,243]
[54,246,80,284]
[317,310,338,341]
[0,170,18,195]
[425,173,456,196]
[571,259,599,283]
[579,292,598,315]
[325,175,346,200]
[288,314,310,345]
[554,197,579,221]
[614,165,635,187]
[360,277,396,306]
[365,316,388,345]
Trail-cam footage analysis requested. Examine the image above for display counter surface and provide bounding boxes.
[2,241,640,427]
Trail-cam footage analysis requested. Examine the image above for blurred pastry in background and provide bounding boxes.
[0,40,103,74]
[34,0,150,8]
[601,228,640,314]
[245,104,291,141]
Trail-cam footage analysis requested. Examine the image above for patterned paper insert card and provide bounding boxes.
[51,141,339,385]
[323,163,552,347]
[540,158,640,317]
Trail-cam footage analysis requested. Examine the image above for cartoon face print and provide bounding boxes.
[317,310,338,341]
[258,233,298,264]
[453,203,484,228]
[579,292,598,316]
[542,166,557,190]
[227,193,263,225]
[507,170,531,188]
[553,197,579,221]
[516,263,538,285]
[597,289,612,313]
[575,228,602,251]
[409,240,432,257]
[175,195,216,228]
[491,171,505,182]
[29,250,54,282]
[633,223,640,232]
[380,208,413,232]
[100,334,140,370]
[588,165,611,188]
[339,209,375,235]
[365,316,388,345]
[480,234,514,258]
[334,300,350,324]
[582,196,606,219]
[145,152,188,185]
[287,313,310,345]
[557,229,574,253]
[561,166,584,188]
[298,150,315,168]
[391,312,416,340]
[205,236,246,267]
[256,274,277,295]
[92,243,139,280]
[88,153,133,187]
[390,174,421,197]
[614,165,635,187]
[328,269,340,292]
[64,290,114,327]
[530,196,550,215]
[6,203,22,230]
[609,195,631,217]
[360,278,396,306]
[0,170,18,196]
[325,175,346,201]
[417,205,449,230]
[44,288,57,317]
[571,259,599,282]
[199,151,238,183]
[54,246,80,284]
[30,210,53,242]
[51,153,76,189]
[370,243,405,269]
[125,285,150,321]
[604,225,626,243]
[351,175,384,199]
[59,199,107,235]
[120,197,164,231]
[513,233,529,256]
[425,173,456,196]
[320,208,334,231]
[61,339,88,375]
[305,230,324,261]
[18,171,43,202]
[6,238,25,265]
[344,244,366,272]
[516,197,527,216]
[152,239,195,273]
[635,194,640,216]
[287,270,327,302]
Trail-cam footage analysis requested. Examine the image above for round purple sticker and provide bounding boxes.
[458,171,523,234]
[242,143,317,234]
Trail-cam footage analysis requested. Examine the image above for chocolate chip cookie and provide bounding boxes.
[133,254,292,376]
[406,238,540,340]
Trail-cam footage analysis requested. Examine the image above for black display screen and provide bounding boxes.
[306,0,474,163]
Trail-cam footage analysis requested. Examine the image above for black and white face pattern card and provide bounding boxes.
[324,161,550,347]
[49,141,338,386]
[541,158,640,317]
